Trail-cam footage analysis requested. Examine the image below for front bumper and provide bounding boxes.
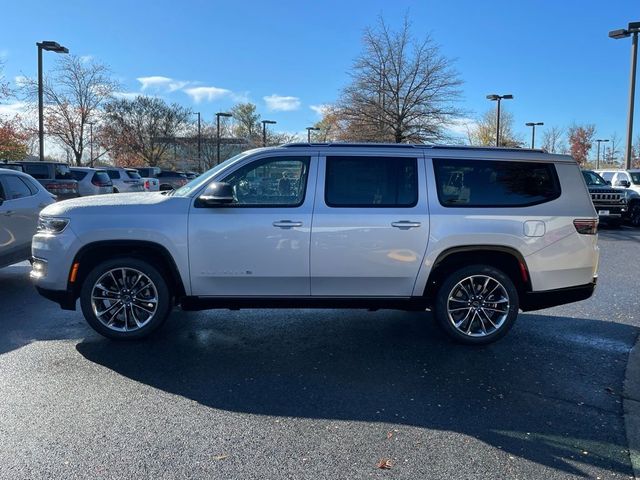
[520,278,597,311]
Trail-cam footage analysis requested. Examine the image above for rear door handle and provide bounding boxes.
[391,221,421,229]
[273,220,303,228]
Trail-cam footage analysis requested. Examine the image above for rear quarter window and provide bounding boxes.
[433,158,561,208]
[106,170,120,180]
[23,164,50,179]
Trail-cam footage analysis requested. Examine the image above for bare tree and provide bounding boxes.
[604,132,621,166]
[22,55,118,165]
[337,16,462,143]
[541,126,565,153]
[101,96,191,167]
[468,108,522,147]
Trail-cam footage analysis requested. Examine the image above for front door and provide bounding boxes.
[188,154,317,296]
[310,154,429,297]
[0,174,40,265]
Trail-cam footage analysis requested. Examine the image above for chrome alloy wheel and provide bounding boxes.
[446,275,510,337]
[90,267,159,332]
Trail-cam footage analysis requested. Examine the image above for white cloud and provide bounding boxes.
[0,101,29,117]
[264,94,301,112]
[113,91,143,100]
[310,104,329,117]
[184,86,231,103]
[137,76,188,92]
[447,117,477,137]
[14,75,29,87]
[80,55,94,63]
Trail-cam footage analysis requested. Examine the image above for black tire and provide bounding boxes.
[433,264,519,345]
[80,257,172,340]
[628,203,640,228]
[113,187,119,193]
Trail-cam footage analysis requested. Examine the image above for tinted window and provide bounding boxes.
[433,158,561,207]
[22,177,39,195]
[71,170,88,181]
[631,172,640,185]
[4,175,34,200]
[54,164,72,180]
[93,172,112,184]
[325,156,418,207]
[24,164,50,179]
[0,180,4,199]
[106,170,120,180]
[600,171,615,182]
[126,170,141,179]
[223,156,310,206]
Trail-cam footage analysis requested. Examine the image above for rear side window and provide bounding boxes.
[126,170,141,179]
[93,171,112,184]
[71,170,88,181]
[3,175,34,200]
[325,156,418,207]
[23,164,50,179]
[106,170,120,180]
[433,158,561,207]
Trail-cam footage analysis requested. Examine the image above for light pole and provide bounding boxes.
[87,121,95,167]
[306,126,320,143]
[610,22,640,169]
[525,122,544,149]
[261,120,276,147]
[215,112,232,165]
[596,139,609,169]
[194,112,201,172]
[37,41,68,161]
[486,94,513,146]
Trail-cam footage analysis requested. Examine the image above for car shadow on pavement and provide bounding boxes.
[76,308,638,477]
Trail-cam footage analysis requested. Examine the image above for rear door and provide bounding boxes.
[310,153,429,297]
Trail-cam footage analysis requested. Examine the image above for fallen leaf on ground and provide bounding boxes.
[387,431,393,439]
[377,458,393,469]
[212,455,228,461]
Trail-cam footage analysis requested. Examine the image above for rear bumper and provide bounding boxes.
[35,286,76,310]
[520,278,596,312]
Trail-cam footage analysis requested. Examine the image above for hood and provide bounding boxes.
[40,192,175,217]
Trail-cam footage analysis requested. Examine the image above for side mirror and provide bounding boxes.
[606,180,612,185]
[197,182,235,207]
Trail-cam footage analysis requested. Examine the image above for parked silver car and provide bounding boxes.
[0,168,55,268]
[32,143,599,345]
[103,167,144,193]
[70,167,114,196]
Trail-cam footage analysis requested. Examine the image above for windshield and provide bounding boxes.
[582,170,607,186]
[173,151,255,197]
[631,172,640,185]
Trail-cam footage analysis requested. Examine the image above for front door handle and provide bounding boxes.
[3,210,14,217]
[273,220,303,228]
[391,221,421,229]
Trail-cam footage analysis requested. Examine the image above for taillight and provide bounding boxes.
[574,219,598,235]
[145,180,150,189]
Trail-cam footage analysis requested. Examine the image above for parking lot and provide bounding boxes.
[0,226,637,479]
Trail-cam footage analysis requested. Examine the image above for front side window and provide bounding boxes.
[126,170,141,179]
[54,164,72,180]
[434,158,561,207]
[582,170,607,186]
[325,156,418,207]
[71,170,88,181]
[3,175,34,200]
[600,171,614,182]
[106,170,120,180]
[222,156,310,207]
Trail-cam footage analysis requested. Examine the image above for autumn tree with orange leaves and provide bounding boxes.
[567,124,596,165]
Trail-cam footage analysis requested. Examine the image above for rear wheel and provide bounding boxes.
[433,265,519,345]
[80,257,172,340]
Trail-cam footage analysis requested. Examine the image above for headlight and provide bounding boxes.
[37,216,69,234]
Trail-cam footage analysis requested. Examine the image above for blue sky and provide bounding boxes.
[0,0,637,149]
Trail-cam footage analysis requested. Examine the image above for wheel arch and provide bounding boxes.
[69,240,186,302]
[422,246,531,306]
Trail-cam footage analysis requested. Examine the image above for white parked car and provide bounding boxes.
[103,167,144,193]
[31,144,599,345]
[70,167,114,196]
[595,169,640,194]
[0,168,55,268]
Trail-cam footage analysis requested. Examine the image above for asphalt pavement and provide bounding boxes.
[0,227,639,479]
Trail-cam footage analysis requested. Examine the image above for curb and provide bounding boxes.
[624,333,640,479]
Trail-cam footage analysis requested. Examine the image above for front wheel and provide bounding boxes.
[628,203,640,227]
[433,265,519,345]
[80,257,172,340]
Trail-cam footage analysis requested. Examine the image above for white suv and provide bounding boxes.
[31,144,599,345]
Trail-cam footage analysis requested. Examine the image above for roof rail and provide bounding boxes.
[281,142,545,153]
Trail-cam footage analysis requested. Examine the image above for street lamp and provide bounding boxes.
[609,21,640,169]
[37,41,69,161]
[193,112,201,172]
[486,94,513,147]
[525,122,544,149]
[306,126,320,143]
[215,112,232,165]
[261,120,276,147]
[596,139,610,169]
[87,121,95,167]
